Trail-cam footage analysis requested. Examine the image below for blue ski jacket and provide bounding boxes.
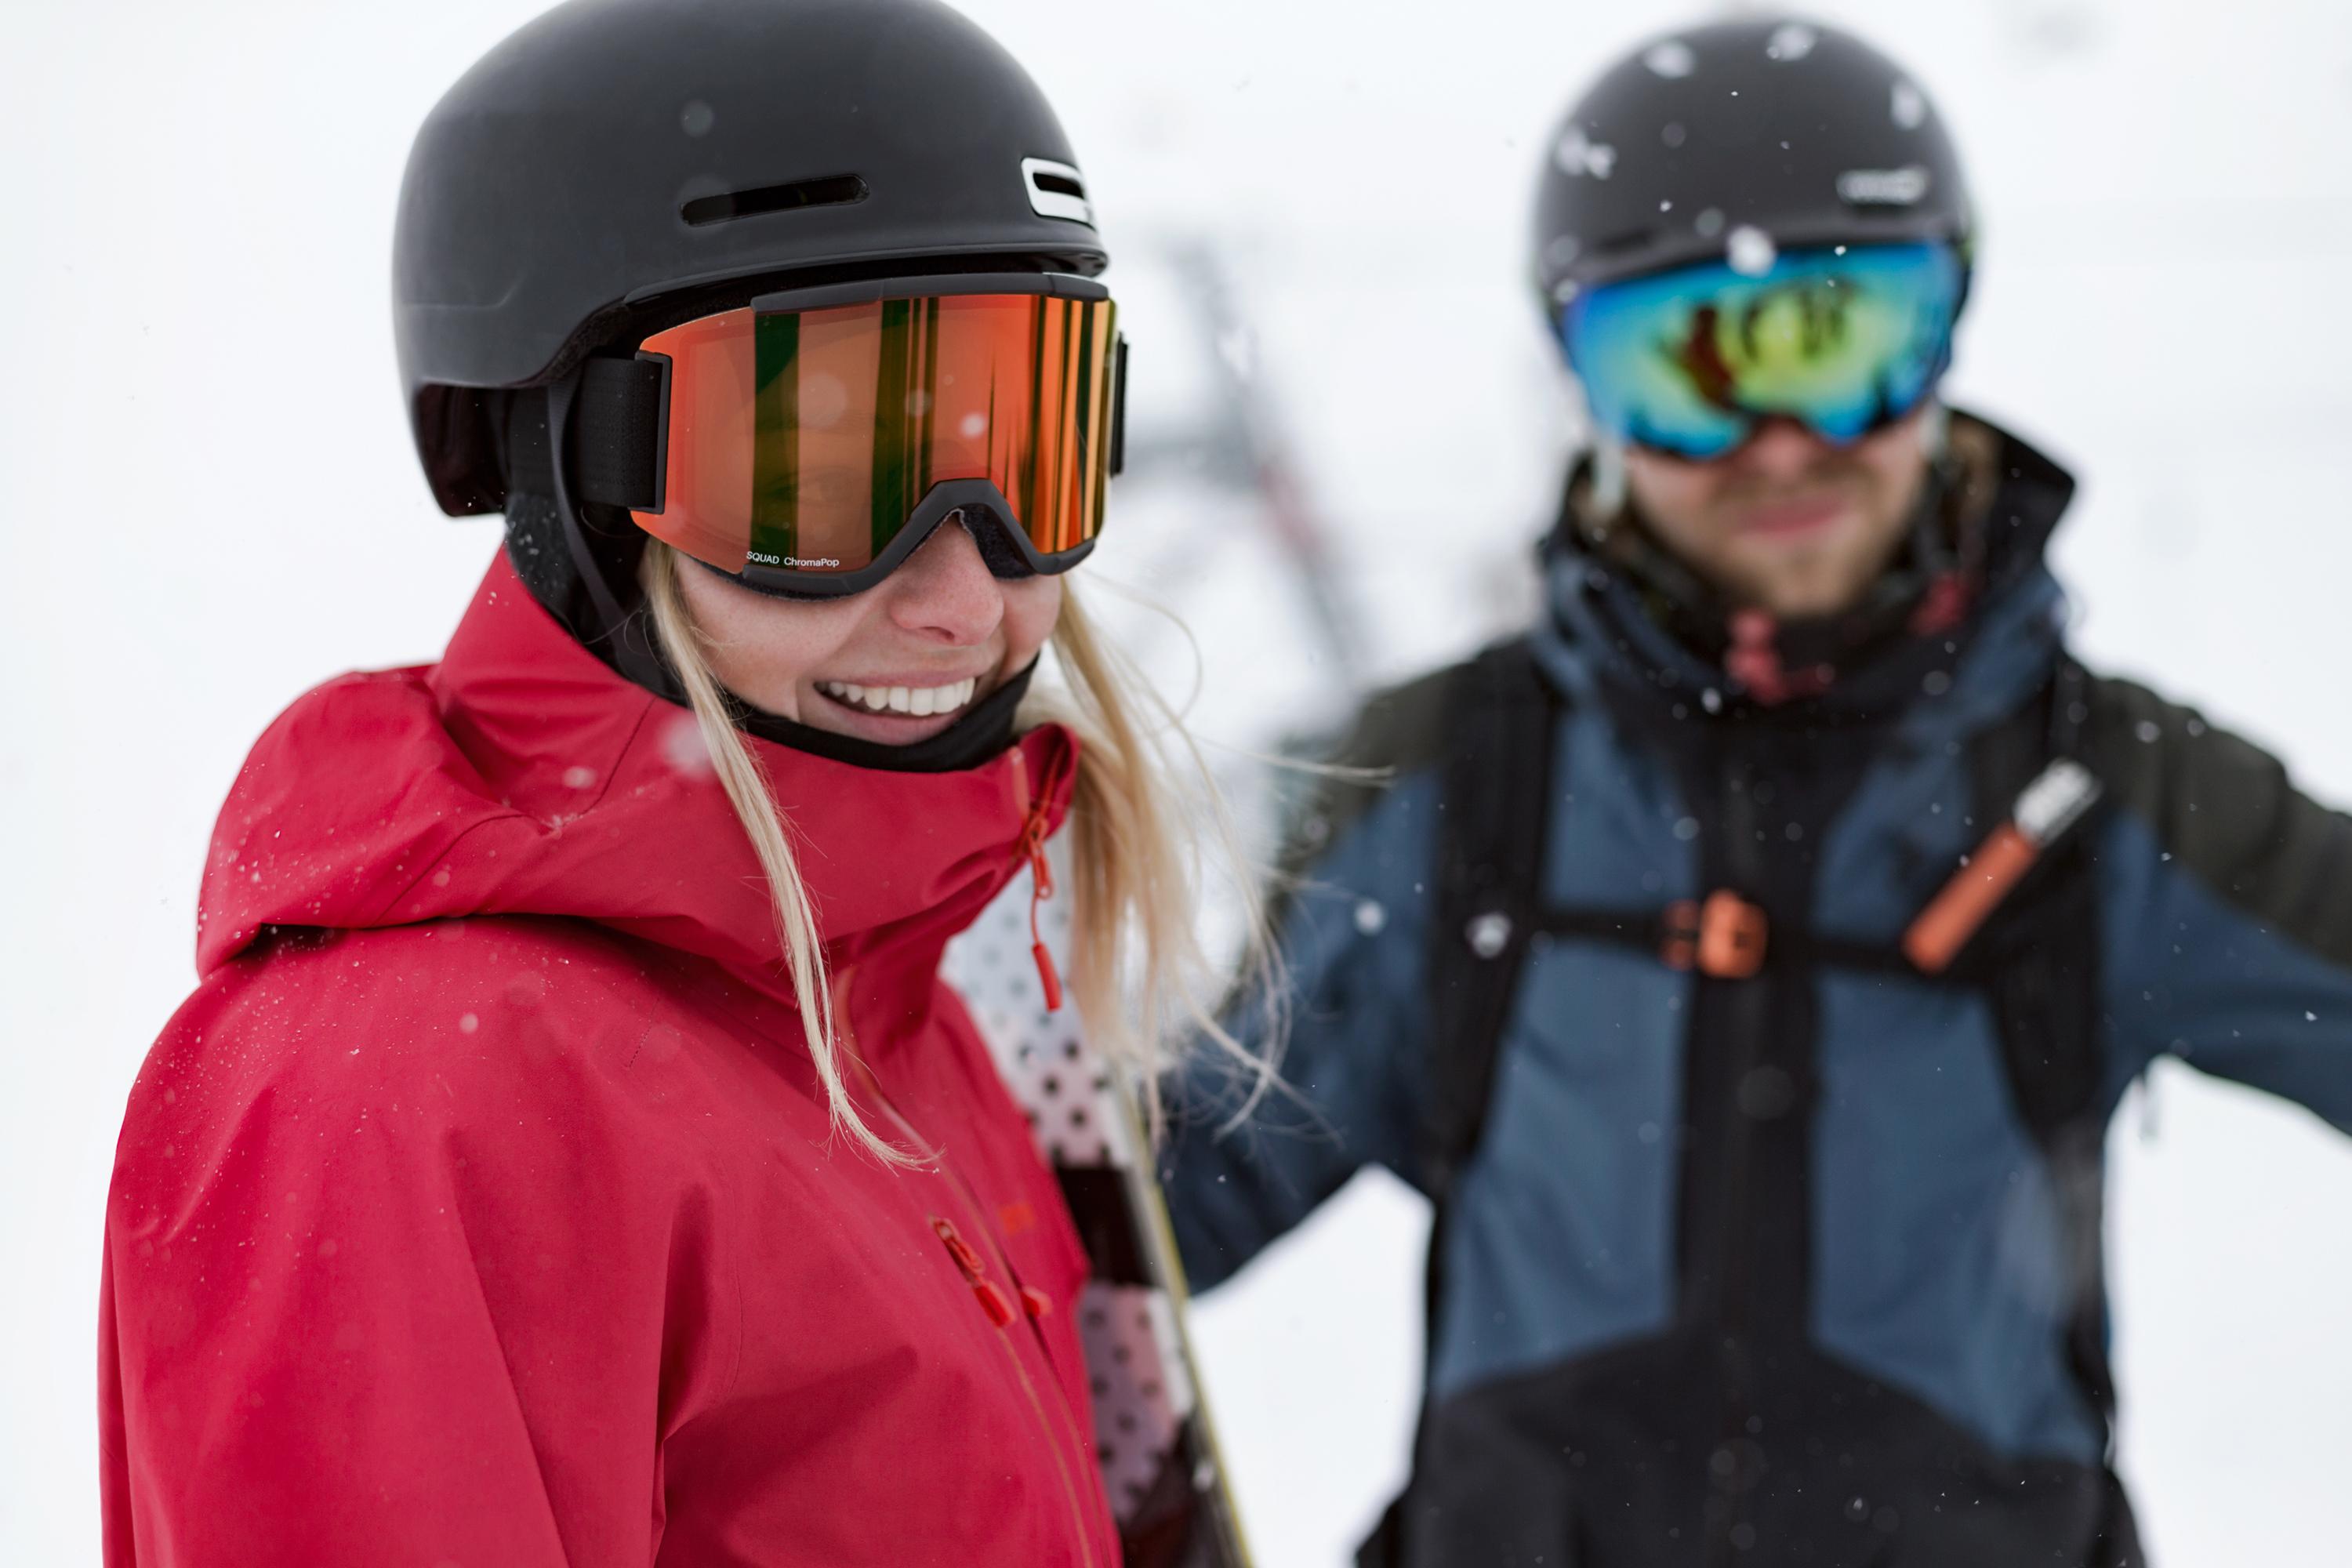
[1160,416,2352,1568]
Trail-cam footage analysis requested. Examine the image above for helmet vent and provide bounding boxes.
[681,174,869,228]
[1591,225,1660,260]
[1021,158,1093,225]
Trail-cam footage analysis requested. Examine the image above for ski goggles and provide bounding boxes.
[612,274,1123,595]
[1559,241,1965,462]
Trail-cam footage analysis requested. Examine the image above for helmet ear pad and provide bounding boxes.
[501,490,673,691]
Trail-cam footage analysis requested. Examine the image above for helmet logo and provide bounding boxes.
[1891,82,1929,129]
[1022,158,1094,225]
[1554,125,1618,180]
[1838,165,1933,206]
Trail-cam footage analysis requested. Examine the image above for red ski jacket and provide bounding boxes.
[100,557,1122,1567]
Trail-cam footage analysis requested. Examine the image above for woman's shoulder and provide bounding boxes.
[102,915,796,1428]
[130,914,723,1162]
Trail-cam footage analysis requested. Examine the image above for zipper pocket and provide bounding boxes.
[929,1213,1102,1568]
[834,960,1102,1564]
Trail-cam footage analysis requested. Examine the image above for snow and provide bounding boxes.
[1647,39,1702,80]
[1555,124,1622,180]
[1727,223,1781,276]
[5,1,2352,1563]
[1768,24,1824,64]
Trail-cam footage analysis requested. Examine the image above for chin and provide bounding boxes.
[1764,590,1851,620]
[1726,533,1885,618]
[1727,559,1850,620]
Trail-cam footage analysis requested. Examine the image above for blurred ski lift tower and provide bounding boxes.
[1116,236,1373,699]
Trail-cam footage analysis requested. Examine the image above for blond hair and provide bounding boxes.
[642,541,1276,1163]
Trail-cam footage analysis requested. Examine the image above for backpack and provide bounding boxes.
[1399,636,2136,1562]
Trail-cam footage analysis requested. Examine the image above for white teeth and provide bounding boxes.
[818,677,979,717]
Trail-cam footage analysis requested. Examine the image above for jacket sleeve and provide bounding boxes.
[2091,676,2352,1131]
[1157,677,1454,1294]
[100,937,727,1567]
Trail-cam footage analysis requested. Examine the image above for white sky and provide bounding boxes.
[5,1,2351,1563]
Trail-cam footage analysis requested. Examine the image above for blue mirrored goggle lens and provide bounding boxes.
[1562,241,1965,461]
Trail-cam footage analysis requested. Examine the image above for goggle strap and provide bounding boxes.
[570,353,670,512]
[1109,336,1129,478]
[501,385,555,498]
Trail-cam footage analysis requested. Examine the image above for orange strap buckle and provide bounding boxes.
[1663,891,1769,978]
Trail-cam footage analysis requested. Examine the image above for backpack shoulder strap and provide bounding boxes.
[1959,654,2107,1136]
[1422,637,1565,1194]
[1961,653,2122,1436]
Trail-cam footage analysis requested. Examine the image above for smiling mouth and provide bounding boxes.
[815,677,981,719]
[1736,493,1851,539]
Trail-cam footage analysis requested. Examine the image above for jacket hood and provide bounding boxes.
[198,554,1076,1000]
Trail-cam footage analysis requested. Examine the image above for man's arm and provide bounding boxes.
[2092,675,2352,1130]
[1157,673,1457,1293]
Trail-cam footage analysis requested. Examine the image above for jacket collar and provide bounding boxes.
[200,554,1076,1011]
[1533,411,2077,741]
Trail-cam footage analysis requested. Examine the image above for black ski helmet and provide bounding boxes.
[394,0,1109,517]
[1532,17,1973,309]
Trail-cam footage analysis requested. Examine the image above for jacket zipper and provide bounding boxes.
[1704,746,1769,1566]
[836,964,1104,1567]
[1008,746,1065,1011]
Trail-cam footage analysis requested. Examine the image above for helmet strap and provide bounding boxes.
[1917,397,1952,463]
[1584,435,1630,528]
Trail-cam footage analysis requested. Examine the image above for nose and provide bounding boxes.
[883,517,1006,647]
[1731,417,1833,483]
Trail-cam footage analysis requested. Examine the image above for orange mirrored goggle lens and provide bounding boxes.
[631,293,1120,579]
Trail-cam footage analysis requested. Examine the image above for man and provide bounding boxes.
[1159,18,2352,1568]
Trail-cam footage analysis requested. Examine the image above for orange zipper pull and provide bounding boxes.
[1031,941,1064,1014]
[932,1218,1017,1328]
[1007,747,1065,1012]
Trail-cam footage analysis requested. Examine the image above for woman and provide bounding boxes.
[99,2,1261,1563]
